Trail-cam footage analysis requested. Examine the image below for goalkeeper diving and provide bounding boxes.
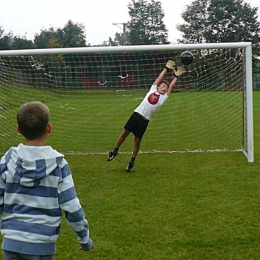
[107,60,185,172]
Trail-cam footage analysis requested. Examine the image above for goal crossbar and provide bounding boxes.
[0,42,253,56]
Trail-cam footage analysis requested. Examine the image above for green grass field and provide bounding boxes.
[0,88,259,259]
[0,85,244,154]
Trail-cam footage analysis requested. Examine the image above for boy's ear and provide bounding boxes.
[47,123,52,134]
[17,125,22,134]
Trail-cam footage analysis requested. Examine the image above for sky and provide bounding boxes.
[1,0,260,45]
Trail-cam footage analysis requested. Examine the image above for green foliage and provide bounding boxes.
[34,20,86,49]
[0,27,13,50]
[0,26,35,50]
[58,20,86,47]
[11,36,35,50]
[177,0,260,61]
[108,1,169,46]
[0,19,87,50]
[108,32,129,46]
[127,0,169,45]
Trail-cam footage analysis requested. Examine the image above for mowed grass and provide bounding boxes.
[0,87,260,259]
[1,86,244,154]
[56,152,260,260]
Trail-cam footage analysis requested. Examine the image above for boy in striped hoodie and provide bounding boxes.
[0,101,93,260]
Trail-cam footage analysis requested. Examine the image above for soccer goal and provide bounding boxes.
[0,42,254,162]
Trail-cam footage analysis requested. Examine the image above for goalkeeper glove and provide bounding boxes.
[165,60,176,72]
[173,66,185,78]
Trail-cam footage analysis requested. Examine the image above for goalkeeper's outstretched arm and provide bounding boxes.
[167,66,186,95]
[153,60,176,86]
[153,60,186,96]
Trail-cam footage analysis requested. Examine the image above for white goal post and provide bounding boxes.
[0,42,254,162]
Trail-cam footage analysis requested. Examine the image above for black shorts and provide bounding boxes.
[124,112,149,139]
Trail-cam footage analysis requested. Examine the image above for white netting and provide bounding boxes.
[0,44,252,160]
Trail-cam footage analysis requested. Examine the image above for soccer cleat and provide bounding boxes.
[107,151,118,161]
[126,161,135,172]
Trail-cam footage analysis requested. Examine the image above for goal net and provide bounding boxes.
[0,43,254,162]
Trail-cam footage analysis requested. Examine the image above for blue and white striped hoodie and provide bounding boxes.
[0,143,92,255]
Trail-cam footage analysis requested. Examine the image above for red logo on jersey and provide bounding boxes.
[148,92,160,105]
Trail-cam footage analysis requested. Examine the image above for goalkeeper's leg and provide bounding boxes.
[126,137,141,172]
[107,129,130,161]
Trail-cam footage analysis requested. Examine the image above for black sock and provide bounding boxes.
[113,148,119,154]
[130,157,135,163]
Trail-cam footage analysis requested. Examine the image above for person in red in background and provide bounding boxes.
[107,60,185,172]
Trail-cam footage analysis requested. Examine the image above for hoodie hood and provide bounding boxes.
[6,143,64,187]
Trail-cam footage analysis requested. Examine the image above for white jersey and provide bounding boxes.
[134,85,169,121]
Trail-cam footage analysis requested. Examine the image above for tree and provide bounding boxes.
[126,0,169,45]
[108,32,130,46]
[58,20,86,47]
[177,0,260,58]
[0,27,12,50]
[11,36,35,50]
[34,20,86,49]
[34,27,59,49]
